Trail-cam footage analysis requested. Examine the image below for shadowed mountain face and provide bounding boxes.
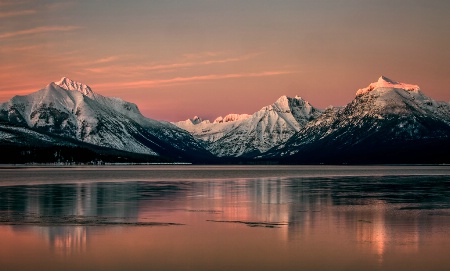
[0,78,214,163]
[264,76,450,164]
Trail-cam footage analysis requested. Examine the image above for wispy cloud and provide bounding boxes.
[0,25,80,39]
[93,56,119,64]
[92,70,297,90]
[0,85,39,101]
[84,53,260,75]
[0,44,42,53]
[136,55,257,71]
[0,88,34,98]
[68,56,120,68]
[0,9,35,18]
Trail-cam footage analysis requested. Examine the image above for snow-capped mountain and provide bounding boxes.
[175,113,251,142]
[0,77,212,162]
[174,95,321,157]
[2,76,449,164]
[265,76,450,163]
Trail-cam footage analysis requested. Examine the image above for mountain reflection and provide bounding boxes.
[39,226,87,255]
[0,181,185,253]
[0,175,449,257]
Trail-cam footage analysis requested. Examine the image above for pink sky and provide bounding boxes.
[1,0,450,121]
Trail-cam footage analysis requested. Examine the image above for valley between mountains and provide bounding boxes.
[1,76,449,164]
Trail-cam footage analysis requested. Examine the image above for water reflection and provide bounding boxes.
[0,174,449,265]
[41,226,87,255]
[0,182,185,254]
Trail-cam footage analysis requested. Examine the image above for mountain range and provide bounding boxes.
[264,76,450,163]
[1,76,449,164]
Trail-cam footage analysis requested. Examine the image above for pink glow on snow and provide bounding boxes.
[213,114,251,123]
[356,76,420,96]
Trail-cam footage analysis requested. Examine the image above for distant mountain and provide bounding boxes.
[263,76,450,164]
[0,77,213,163]
[174,96,321,157]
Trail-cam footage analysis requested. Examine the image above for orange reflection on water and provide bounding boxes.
[50,227,87,255]
[1,173,450,271]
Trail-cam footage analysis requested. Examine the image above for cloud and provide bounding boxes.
[92,70,297,90]
[0,44,46,54]
[84,53,260,75]
[0,86,39,101]
[93,56,119,64]
[68,56,120,68]
[138,55,256,71]
[0,9,36,18]
[0,25,80,39]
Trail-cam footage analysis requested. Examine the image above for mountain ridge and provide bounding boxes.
[0,78,214,163]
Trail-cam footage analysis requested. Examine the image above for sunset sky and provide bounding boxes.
[1,0,450,121]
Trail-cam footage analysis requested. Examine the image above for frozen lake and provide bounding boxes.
[0,165,449,271]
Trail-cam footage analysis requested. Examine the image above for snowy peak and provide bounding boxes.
[213,114,251,123]
[356,76,420,96]
[262,95,290,112]
[55,77,94,96]
[262,95,311,113]
[191,116,203,124]
[185,116,207,125]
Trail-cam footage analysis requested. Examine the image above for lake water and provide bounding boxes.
[0,165,449,271]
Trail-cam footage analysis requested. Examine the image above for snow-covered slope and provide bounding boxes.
[175,113,251,142]
[0,77,212,161]
[265,76,450,163]
[174,95,321,157]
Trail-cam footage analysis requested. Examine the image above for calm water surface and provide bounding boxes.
[0,165,449,271]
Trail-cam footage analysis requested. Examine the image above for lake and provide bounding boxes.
[0,165,449,271]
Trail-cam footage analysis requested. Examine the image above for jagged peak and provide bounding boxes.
[275,95,288,102]
[262,95,310,112]
[356,76,420,96]
[54,77,94,96]
[213,114,251,123]
[274,95,306,103]
[191,116,203,124]
[378,75,397,84]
